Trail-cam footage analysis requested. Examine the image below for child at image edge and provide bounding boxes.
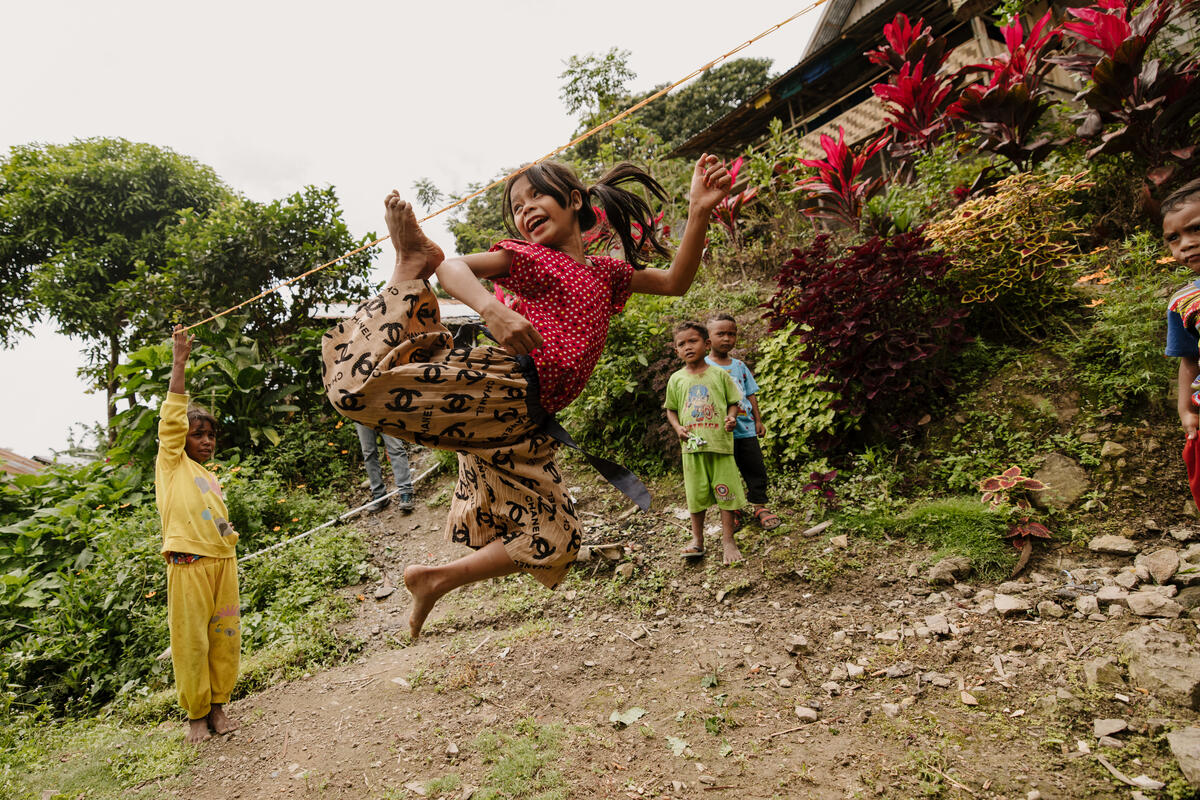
[665,321,747,565]
[1162,178,1200,506]
[157,326,240,744]
[322,155,731,639]
[705,313,781,530]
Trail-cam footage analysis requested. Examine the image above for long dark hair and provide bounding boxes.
[502,161,672,270]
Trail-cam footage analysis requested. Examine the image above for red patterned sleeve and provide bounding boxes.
[490,239,548,297]
[597,256,635,314]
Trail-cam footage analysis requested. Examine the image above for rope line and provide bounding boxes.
[237,462,442,564]
[182,3,825,332]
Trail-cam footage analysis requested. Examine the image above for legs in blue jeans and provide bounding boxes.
[381,432,412,494]
[356,423,412,498]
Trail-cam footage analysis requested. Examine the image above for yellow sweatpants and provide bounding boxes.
[167,556,240,720]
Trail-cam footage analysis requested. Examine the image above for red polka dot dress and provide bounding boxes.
[490,239,634,414]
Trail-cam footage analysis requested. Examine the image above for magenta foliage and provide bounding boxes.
[868,14,959,159]
[761,231,970,441]
[795,127,890,229]
[582,207,670,257]
[711,156,759,246]
[950,11,1062,170]
[1053,0,1200,187]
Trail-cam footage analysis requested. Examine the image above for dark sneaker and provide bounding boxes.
[366,496,390,515]
[397,493,415,512]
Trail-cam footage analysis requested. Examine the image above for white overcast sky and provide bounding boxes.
[0,0,820,458]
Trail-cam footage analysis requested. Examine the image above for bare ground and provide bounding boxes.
[154,439,1200,800]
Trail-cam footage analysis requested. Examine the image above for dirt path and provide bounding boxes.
[159,469,1199,800]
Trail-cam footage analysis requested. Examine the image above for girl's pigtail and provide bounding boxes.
[588,163,672,270]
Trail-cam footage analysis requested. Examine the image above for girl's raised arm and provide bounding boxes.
[435,252,544,356]
[169,325,193,395]
[630,154,731,297]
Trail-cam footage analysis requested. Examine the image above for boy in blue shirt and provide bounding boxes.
[706,314,780,530]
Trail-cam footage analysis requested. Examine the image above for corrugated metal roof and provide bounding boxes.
[0,448,48,475]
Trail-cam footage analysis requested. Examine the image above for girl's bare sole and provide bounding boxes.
[384,194,444,281]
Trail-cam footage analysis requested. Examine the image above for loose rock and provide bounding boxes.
[1094,718,1128,738]
[1031,453,1090,510]
[995,593,1031,617]
[1088,535,1138,556]
[1120,626,1200,710]
[928,556,971,585]
[1166,727,1200,787]
[1137,549,1180,584]
[1127,591,1183,618]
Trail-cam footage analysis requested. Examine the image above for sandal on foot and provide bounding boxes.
[680,544,705,560]
[754,508,781,530]
[730,509,746,532]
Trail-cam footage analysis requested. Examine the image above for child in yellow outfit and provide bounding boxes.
[157,326,240,744]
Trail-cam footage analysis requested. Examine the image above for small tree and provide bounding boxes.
[0,138,232,432]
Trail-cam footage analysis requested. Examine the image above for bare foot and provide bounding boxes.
[209,704,239,735]
[186,717,211,744]
[403,564,444,639]
[722,539,744,566]
[384,192,444,281]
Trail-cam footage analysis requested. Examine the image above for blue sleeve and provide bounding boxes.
[1166,308,1200,358]
[739,361,759,396]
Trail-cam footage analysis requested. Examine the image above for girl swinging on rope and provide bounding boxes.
[322,155,731,637]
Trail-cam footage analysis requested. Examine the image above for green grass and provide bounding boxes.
[838,497,1015,580]
[0,716,196,800]
[472,717,568,800]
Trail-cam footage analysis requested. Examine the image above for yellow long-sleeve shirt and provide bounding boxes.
[155,392,237,558]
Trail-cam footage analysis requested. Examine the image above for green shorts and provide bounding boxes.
[682,452,747,513]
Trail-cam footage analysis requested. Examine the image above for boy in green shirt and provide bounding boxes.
[664,321,747,564]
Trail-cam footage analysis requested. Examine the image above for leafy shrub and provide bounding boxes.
[872,140,995,228]
[1053,0,1200,192]
[867,13,962,160]
[794,127,890,229]
[925,171,1090,337]
[752,326,840,466]
[110,316,337,465]
[950,11,1063,171]
[1066,231,1183,406]
[761,231,970,442]
[0,458,366,716]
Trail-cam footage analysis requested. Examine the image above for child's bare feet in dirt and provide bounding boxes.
[403,564,443,639]
[385,192,444,282]
[722,539,744,565]
[187,717,212,744]
[209,704,238,736]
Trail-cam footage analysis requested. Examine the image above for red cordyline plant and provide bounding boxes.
[581,208,669,257]
[761,230,970,444]
[795,127,890,229]
[867,14,961,159]
[979,466,1052,577]
[1052,0,1200,190]
[711,156,759,248]
[950,11,1063,171]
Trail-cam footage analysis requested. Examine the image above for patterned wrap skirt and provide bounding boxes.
[321,280,581,589]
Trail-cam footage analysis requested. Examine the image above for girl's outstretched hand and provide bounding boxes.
[485,304,544,356]
[689,153,732,213]
[172,325,193,362]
